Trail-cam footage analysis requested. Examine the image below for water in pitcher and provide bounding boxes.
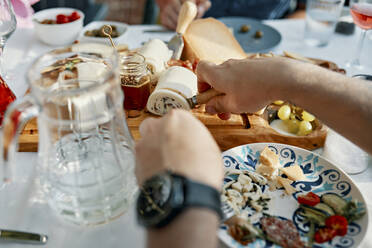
[41,129,136,225]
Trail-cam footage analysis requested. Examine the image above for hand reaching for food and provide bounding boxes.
[135,109,223,190]
[157,0,211,30]
[196,57,291,117]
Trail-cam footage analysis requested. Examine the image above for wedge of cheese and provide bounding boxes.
[280,165,305,181]
[256,163,277,180]
[277,177,297,195]
[182,18,247,64]
[259,147,280,169]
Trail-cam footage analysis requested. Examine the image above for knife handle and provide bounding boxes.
[196,88,224,105]
[176,1,197,34]
[0,229,48,245]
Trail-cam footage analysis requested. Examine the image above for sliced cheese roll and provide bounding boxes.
[138,39,173,74]
[147,66,197,116]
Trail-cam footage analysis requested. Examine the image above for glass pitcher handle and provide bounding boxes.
[1,95,40,186]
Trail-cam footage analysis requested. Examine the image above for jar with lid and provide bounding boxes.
[119,52,151,111]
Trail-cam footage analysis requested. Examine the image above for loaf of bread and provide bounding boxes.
[182,18,247,64]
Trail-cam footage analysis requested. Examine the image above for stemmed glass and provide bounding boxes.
[0,0,17,78]
[345,0,372,74]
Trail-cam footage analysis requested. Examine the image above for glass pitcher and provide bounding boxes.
[1,45,137,225]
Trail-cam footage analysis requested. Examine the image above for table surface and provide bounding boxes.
[2,19,372,248]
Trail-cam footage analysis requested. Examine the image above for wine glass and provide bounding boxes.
[345,0,372,74]
[0,0,17,78]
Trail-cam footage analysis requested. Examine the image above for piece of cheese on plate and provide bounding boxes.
[277,177,297,195]
[182,18,247,65]
[259,147,280,168]
[256,163,277,179]
[280,165,305,181]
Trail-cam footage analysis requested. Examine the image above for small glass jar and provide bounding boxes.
[119,52,151,111]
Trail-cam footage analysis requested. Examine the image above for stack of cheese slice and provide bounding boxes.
[182,18,247,64]
[146,66,197,116]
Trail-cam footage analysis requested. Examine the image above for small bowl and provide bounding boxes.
[78,21,128,45]
[33,8,84,46]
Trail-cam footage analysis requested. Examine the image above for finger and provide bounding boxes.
[196,0,211,18]
[205,95,233,114]
[217,112,231,120]
[196,60,225,92]
[139,117,161,136]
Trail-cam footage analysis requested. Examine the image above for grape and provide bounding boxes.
[297,120,313,136]
[278,105,291,120]
[302,111,315,122]
[284,119,300,134]
[273,100,284,105]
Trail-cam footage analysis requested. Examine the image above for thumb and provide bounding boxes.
[205,95,233,115]
[139,117,160,137]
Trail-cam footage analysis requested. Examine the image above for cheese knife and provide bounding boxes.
[168,1,197,60]
[186,88,224,109]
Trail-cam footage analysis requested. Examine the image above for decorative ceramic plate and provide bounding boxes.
[218,17,281,53]
[218,143,368,248]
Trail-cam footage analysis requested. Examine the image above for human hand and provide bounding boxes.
[157,0,211,30]
[135,109,223,190]
[196,57,299,119]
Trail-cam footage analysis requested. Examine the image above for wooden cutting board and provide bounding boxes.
[17,105,327,152]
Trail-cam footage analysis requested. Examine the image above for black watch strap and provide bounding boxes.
[183,177,223,219]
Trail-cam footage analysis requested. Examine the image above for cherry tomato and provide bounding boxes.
[68,11,80,22]
[297,192,320,206]
[56,14,69,24]
[326,215,348,236]
[314,227,337,243]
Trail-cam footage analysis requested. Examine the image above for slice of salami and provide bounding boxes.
[261,217,305,248]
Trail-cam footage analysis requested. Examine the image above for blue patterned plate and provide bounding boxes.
[218,143,369,248]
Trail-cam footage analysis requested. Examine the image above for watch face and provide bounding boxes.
[137,173,173,223]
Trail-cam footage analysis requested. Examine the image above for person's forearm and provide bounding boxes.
[147,209,219,248]
[278,61,372,154]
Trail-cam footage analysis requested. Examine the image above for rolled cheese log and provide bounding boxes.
[147,66,197,116]
[138,39,173,74]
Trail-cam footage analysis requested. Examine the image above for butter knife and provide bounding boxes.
[0,229,48,245]
[168,2,197,60]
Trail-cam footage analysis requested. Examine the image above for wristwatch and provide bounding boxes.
[136,171,223,228]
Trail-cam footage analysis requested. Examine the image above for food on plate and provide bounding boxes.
[274,102,318,136]
[182,18,247,64]
[254,30,263,39]
[39,11,81,24]
[138,39,173,74]
[146,66,197,116]
[239,24,251,33]
[84,25,119,38]
[261,217,305,248]
[297,192,320,206]
[227,217,260,245]
[279,165,305,181]
[222,170,271,214]
[297,191,366,245]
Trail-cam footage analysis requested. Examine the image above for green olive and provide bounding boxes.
[254,30,263,39]
[239,24,251,33]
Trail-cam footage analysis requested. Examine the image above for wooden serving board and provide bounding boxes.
[18,105,327,152]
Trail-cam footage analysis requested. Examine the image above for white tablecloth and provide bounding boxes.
[1,19,372,248]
